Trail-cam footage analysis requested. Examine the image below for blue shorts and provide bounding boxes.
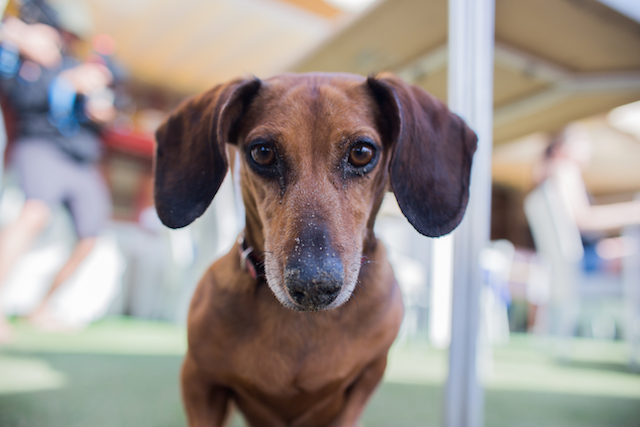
[11,138,111,238]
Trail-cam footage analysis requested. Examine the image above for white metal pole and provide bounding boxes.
[444,0,495,426]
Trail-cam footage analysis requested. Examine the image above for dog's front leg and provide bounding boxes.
[329,354,388,427]
[181,354,232,427]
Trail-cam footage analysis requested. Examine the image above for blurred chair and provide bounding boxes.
[109,170,242,323]
[622,224,640,369]
[374,194,430,343]
[479,239,514,345]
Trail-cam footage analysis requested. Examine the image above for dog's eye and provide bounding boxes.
[250,144,276,166]
[348,142,375,168]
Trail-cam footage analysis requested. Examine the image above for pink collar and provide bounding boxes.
[237,233,265,280]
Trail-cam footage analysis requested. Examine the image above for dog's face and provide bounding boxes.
[154,73,477,312]
[235,75,391,310]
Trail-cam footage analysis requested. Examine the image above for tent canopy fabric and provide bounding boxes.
[293,0,640,144]
[81,0,342,94]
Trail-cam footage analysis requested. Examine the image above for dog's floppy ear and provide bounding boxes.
[367,73,478,237]
[154,77,261,229]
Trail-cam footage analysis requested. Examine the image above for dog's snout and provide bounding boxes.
[284,233,344,311]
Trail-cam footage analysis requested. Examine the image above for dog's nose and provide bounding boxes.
[284,235,344,311]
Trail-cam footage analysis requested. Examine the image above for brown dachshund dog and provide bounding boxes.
[154,72,477,427]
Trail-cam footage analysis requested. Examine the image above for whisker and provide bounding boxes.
[255,250,274,256]
[354,280,368,297]
[350,286,360,313]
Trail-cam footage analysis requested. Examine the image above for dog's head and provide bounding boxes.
[154,72,477,311]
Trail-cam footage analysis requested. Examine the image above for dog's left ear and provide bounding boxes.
[366,74,478,237]
[154,77,261,229]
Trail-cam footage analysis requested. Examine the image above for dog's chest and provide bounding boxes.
[223,335,362,424]
[227,313,368,397]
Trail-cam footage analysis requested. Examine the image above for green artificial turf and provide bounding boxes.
[1,318,639,427]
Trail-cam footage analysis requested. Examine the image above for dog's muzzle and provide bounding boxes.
[283,235,344,311]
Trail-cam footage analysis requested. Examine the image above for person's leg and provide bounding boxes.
[28,236,96,324]
[4,141,64,289]
[0,106,6,190]
[28,159,111,328]
[0,199,51,342]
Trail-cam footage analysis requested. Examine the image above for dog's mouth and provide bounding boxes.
[264,236,361,312]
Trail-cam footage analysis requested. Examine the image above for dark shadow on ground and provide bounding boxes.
[0,351,185,427]
[363,381,640,427]
[485,388,640,427]
[563,359,639,375]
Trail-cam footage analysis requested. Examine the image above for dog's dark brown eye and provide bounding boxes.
[251,144,275,166]
[348,143,375,168]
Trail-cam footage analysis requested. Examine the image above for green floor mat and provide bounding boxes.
[1,318,639,427]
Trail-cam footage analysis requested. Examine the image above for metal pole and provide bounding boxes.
[444,0,495,426]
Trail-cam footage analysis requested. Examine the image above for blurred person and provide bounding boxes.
[0,0,64,342]
[0,8,116,341]
[0,0,62,189]
[536,124,640,234]
[529,124,640,337]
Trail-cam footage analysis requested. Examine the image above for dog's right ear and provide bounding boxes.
[366,73,477,238]
[154,78,261,229]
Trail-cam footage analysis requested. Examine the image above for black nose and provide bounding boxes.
[284,233,344,311]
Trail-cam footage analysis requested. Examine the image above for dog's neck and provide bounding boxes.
[240,174,267,252]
